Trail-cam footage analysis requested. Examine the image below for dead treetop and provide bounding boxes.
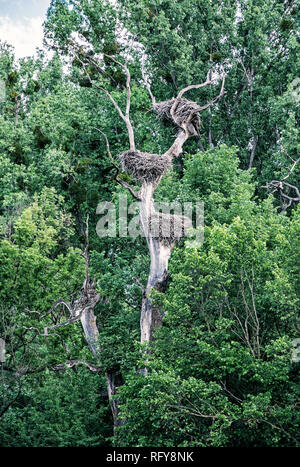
[154,98,202,135]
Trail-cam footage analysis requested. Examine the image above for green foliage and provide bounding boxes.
[1,369,111,447]
[119,0,299,172]
[117,147,299,446]
[0,0,299,448]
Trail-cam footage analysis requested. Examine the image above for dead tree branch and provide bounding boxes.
[52,359,102,373]
[262,157,300,213]
[154,66,226,141]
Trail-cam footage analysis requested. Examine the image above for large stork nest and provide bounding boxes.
[154,98,202,134]
[148,212,193,246]
[119,150,172,183]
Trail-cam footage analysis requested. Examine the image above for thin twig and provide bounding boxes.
[95,127,141,200]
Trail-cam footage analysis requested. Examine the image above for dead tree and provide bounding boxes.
[262,156,300,213]
[24,216,122,432]
[83,53,225,348]
[45,47,226,424]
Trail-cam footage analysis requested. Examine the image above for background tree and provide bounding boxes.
[0,0,299,447]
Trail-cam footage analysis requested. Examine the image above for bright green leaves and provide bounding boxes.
[113,145,300,446]
[156,144,256,225]
[45,0,118,56]
[29,83,89,151]
[0,369,111,447]
[12,188,73,252]
[45,0,83,50]
[0,0,298,448]
[0,187,84,311]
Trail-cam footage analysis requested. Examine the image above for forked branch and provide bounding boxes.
[176,68,212,100]
[262,157,300,213]
[52,359,102,373]
[152,66,226,143]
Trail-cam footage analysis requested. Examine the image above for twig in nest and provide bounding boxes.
[119,150,172,183]
[95,128,141,200]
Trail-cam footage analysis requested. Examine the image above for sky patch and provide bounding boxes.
[0,0,50,58]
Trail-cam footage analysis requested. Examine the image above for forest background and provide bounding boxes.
[0,0,299,447]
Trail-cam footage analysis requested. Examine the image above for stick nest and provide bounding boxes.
[119,150,172,183]
[148,212,193,246]
[154,98,202,134]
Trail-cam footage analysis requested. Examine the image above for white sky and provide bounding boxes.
[0,0,51,58]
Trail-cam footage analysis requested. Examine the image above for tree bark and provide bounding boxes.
[72,280,123,433]
[138,128,191,348]
[248,135,258,169]
[106,369,123,432]
[140,239,170,344]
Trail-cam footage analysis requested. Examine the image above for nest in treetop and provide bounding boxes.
[154,98,202,134]
[147,212,193,246]
[119,150,172,183]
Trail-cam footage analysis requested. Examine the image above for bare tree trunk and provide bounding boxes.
[14,96,20,129]
[139,183,166,342]
[79,308,100,359]
[79,306,121,423]
[106,370,123,431]
[249,135,258,169]
[140,239,171,344]
[75,292,123,433]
